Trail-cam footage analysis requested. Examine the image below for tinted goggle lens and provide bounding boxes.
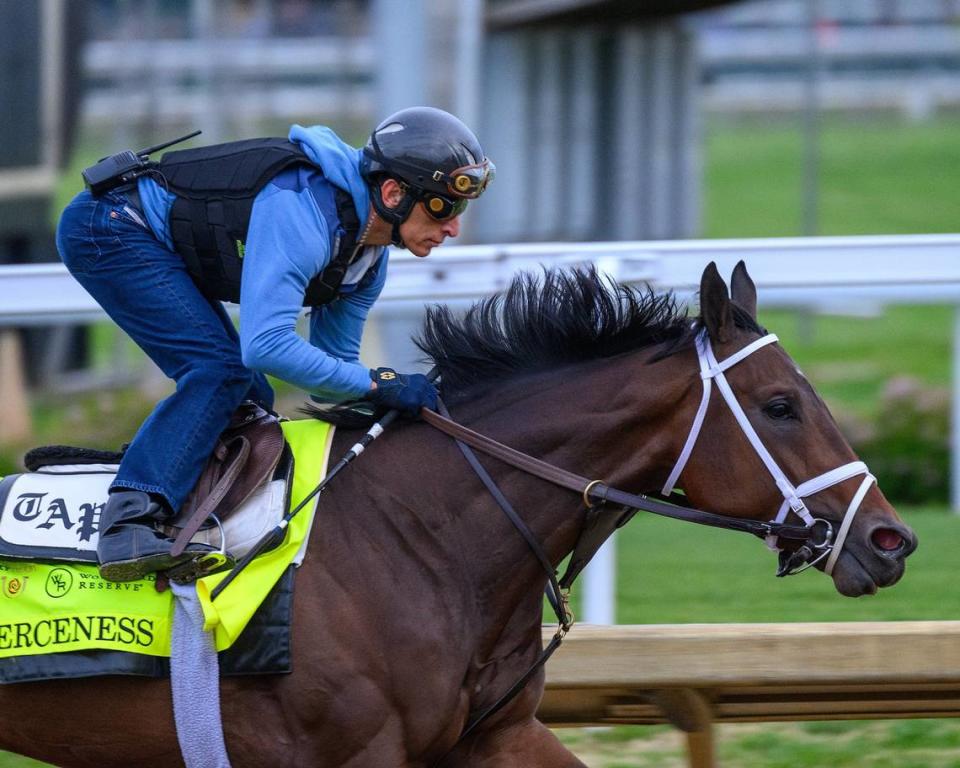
[446,159,495,198]
[422,193,468,221]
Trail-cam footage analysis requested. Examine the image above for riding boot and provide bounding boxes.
[97,490,215,583]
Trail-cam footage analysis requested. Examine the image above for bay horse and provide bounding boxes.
[0,262,916,767]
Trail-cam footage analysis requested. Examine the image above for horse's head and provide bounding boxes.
[672,262,916,597]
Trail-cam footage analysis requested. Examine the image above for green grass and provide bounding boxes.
[0,758,47,768]
[558,720,960,768]
[763,305,952,415]
[704,115,960,238]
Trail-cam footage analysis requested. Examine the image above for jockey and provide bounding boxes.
[55,106,494,583]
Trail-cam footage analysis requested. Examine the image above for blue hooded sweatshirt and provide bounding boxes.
[136,125,386,401]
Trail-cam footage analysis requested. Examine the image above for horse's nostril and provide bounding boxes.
[872,528,904,552]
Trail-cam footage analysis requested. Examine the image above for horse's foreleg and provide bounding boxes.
[443,718,586,768]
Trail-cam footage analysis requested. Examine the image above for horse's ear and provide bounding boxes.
[699,262,734,344]
[730,260,757,320]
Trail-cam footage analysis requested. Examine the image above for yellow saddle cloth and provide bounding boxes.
[0,419,333,659]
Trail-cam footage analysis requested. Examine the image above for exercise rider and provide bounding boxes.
[55,106,494,583]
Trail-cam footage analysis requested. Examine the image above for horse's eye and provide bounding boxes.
[764,399,796,421]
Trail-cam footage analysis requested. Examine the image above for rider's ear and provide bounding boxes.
[379,178,405,209]
[699,262,734,344]
[730,260,758,321]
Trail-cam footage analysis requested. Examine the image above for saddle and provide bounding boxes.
[168,402,285,558]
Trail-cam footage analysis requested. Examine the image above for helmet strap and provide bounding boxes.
[368,178,417,248]
[390,218,405,248]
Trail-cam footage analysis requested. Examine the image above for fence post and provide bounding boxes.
[952,306,960,512]
[0,330,32,444]
[653,688,716,768]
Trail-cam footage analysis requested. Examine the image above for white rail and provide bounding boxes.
[3,234,960,325]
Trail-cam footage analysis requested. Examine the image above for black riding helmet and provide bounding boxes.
[360,106,495,247]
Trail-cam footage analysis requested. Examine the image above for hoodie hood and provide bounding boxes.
[289,124,371,228]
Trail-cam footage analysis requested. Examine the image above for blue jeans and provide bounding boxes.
[56,189,274,512]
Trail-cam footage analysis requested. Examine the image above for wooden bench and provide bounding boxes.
[540,622,960,767]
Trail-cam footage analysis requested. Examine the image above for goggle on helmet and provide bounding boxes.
[431,158,496,200]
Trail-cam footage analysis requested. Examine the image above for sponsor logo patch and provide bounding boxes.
[1,473,112,551]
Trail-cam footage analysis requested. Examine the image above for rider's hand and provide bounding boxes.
[365,367,438,418]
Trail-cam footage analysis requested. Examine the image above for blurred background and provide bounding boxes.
[1,1,960,766]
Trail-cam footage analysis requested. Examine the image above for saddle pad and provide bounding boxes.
[0,564,295,684]
[0,419,334,665]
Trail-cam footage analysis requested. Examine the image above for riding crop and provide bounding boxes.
[209,367,439,601]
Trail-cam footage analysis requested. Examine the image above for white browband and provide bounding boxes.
[662,329,875,576]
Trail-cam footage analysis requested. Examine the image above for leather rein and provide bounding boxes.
[424,327,878,754]
[423,407,818,548]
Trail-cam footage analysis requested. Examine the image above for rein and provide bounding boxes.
[420,409,817,545]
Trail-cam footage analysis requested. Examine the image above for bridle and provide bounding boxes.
[423,328,876,582]
[422,326,878,753]
[662,328,876,576]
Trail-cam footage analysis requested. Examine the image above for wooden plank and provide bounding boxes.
[542,623,960,686]
[539,624,960,736]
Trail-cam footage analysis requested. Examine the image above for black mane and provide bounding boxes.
[415,266,694,400]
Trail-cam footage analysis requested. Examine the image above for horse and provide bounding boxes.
[0,262,916,767]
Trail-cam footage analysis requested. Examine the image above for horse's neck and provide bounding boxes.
[451,352,694,513]
[438,351,694,639]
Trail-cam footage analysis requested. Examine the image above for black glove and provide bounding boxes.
[366,367,438,417]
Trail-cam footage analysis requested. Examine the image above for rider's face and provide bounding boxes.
[399,200,462,258]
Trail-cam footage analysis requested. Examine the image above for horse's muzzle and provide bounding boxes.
[829,517,917,596]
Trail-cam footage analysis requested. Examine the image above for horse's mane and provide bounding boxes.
[307,265,762,425]
[416,266,692,400]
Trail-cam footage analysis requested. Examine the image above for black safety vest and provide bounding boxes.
[158,138,362,306]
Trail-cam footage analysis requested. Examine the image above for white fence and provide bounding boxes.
[2,234,959,622]
[5,234,960,322]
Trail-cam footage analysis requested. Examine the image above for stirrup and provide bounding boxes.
[166,551,235,585]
